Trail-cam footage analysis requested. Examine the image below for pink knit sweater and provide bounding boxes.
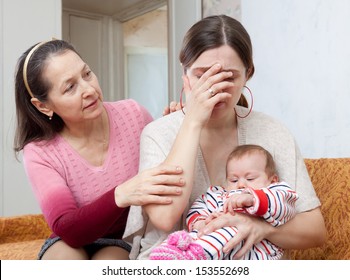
[23,100,152,247]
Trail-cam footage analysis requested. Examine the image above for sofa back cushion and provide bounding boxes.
[291,158,350,259]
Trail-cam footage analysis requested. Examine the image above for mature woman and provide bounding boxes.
[14,40,185,259]
[124,15,326,259]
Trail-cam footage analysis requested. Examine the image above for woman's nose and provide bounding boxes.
[81,81,94,97]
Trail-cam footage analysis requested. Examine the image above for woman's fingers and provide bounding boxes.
[203,74,234,96]
[139,194,173,205]
[140,166,185,188]
[127,194,173,206]
[223,201,228,213]
[130,184,184,205]
[197,63,222,82]
[146,184,183,196]
[115,164,185,207]
[115,183,183,207]
[196,64,233,93]
[206,81,234,98]
[198,212,233,236]
[149,164,183,176]
[162,101,182,116]
[162,106,171,116]
[150,174,185,187]
[222,230,252,258]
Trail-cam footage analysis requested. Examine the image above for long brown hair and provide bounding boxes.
[14,40,79,155]
[179,15,255,107]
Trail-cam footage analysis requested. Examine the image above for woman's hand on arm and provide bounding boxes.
[114,164,185,208]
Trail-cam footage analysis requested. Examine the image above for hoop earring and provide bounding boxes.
[179,87,185,115]
[235,85,253,118]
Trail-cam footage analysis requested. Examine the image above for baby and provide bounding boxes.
[150,144,298,260]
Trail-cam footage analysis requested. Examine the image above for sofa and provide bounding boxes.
[1,158,349,260]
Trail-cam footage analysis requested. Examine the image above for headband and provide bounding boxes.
[22,40,49,98]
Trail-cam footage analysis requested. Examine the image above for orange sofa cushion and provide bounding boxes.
[0,214,51,260]
[291,158,350,259]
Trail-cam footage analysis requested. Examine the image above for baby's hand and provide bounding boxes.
[223,193,255,214]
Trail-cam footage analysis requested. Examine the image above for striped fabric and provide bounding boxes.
[186,182,298,260]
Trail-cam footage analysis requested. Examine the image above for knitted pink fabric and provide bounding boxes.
[149,230,207,260]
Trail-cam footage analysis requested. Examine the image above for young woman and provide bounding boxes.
[124,15,326,260]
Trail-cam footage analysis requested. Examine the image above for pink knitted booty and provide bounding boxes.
[149,230,207,260]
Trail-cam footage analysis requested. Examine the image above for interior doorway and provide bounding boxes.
[123,7,168,118]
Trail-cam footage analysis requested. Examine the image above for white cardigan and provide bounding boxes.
[123,107,320,259]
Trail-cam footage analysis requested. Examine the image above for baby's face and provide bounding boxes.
[225,152,277,191]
